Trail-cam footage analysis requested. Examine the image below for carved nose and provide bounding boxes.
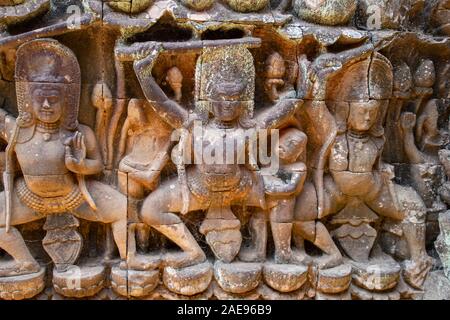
[42,98,51,109]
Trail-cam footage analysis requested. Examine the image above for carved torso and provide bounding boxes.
[193,124,249,192]
[329,132,383,196]
[14,130,75,198]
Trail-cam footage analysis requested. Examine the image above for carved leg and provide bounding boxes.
[135,224,151,252]
[367,183,433,289]
[139,178,207,268]
[0,190,42,276]
[0,227,40,277]
[238,209,267,262]
[271,222,293,264]
[73,181,128,261]
[402,220,433,289]
[294,221,342,268]
[293,180,343,267]
[312,222,343,269]
[268,199,296,264]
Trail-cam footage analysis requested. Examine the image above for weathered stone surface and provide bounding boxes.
[214,261,262,294]
[435,210,450,279]
[224,0,269,13]
[53,265,106,298]
[180,0,214,11]
[111,266,159,298]
[107,0,153,13]
[350,256,401,292]
[422,271,450,300]
[315,290,352,300]
[0,267,45,300]
[163,262,213,296]
[316,264,352,294]
[262,263,308,293]
[293,0,357,25]
[350,284,401,300]
[0,0,447,301]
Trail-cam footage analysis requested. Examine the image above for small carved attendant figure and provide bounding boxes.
[117,98,172,266]
[239,128,308,263]
[400,59,446,210]
[0,39,127,278]
[263,128,308,263]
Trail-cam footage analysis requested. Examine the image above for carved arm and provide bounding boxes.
[256,99,301,130]
[133,44,189,129]
[264,168,307,196]
[401,112,426,164]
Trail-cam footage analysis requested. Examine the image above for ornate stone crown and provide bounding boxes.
[15,38,81,130]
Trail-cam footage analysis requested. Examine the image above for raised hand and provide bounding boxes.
[400,112,417,131]
[133,42,163,73]
[65,131,87,170]
[310,53,343,83]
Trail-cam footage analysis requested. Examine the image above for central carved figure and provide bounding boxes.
[130,43,299,269]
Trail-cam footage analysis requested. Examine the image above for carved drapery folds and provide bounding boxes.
[0,0,448,300]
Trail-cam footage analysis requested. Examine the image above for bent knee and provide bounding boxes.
[140,196,181,225]
[294,182,318,221]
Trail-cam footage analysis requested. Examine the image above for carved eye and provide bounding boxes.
[47,96,59,104]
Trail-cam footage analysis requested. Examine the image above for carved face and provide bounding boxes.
[348,101,379,132]
[31,84,64,123]
[209,79,246,122]
[277,129,307,163]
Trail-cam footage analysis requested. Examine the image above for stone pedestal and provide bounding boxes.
[53,265,106,298]
[111,266,159,298]
[0,267,45,300]
[214,261,262,294]
[163,261,213,296]
[262,262,308,293]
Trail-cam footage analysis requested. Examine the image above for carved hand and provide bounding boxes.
[400,112,417,130]
[310,54,343,82]
[133,42,163,74]
[65,131,87,172]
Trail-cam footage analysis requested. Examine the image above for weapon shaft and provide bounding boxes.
[115,37,261,62]
[4,121,20,233]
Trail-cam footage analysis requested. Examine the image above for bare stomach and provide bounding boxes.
[198,165,243,192]
[23,174,76,198]
[331,171,380,197]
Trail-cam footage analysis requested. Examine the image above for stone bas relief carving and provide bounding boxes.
[0,0,448,300]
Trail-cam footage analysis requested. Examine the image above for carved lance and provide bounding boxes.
[115,37,261,62]
[3,118,20,233]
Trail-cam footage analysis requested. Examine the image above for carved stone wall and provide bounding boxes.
[0,0,449,300]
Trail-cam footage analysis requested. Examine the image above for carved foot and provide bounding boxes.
[0,260,41,277]
[403,255,434,289]
[290,249,313,265]
[121,253,161,271]
[314,253,343,270]
[163,251,206,269]
[238,245,265,263]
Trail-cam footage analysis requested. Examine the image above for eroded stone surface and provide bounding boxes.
[0,0,448,300]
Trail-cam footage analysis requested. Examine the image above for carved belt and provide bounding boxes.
[16,178,85,214]
[187,167,252,206]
